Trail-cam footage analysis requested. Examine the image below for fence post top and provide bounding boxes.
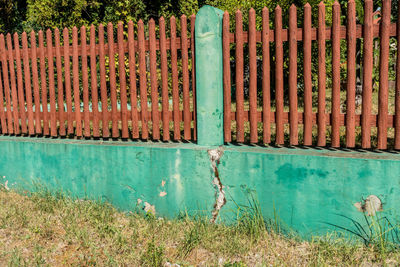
[195,5,224,37]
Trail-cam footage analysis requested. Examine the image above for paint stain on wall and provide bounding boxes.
[354,195,383,216]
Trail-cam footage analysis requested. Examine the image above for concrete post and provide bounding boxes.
[195,5,224,146]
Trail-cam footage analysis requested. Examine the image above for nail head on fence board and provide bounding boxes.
[195,5,224,146]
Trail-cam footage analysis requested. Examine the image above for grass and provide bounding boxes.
[1,188,400,266]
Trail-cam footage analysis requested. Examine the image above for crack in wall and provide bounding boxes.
[208,147,226,223]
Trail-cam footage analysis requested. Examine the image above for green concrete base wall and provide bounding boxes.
[1,136,400,237]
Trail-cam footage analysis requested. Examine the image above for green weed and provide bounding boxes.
[140,237,165,267]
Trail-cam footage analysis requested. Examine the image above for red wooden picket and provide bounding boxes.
[249,8,258,144]
[396,4,400,149]
[63,28,73,135]
[30,31,41,134]
[128,20,139,139]
[289,5,298,146]
[0,35,13,134]
[191,14,197,141]
[149,19,160,140]
[21,32,35,135]
[378,0,391,150]
[159,17,170,141]
[223,11,231,143]
[235,10,245,143]
[81,26,90,138]
[181,15,191,140]
[317,3,326,147]
[331,2,341,148]
[303,3,312,146]
[275,6,284,145]
[98,24,109,138]
[14,33,28,134]
[107,23,119,138]
[118,22,129,139]
[8,34,21,134]
[39,32,48,134]
[262,7,271,144]
[0,61,6,133]
[171,16,180,140]
[72,27,82,137]
[54,28,66,136]
[90,25,100,138]
[0,67,5,134]
[46,30,57,137]
[138,20,149,139]
[346,0,356,148]
[362,0,373,148]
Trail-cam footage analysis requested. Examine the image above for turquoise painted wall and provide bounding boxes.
[1,136,400,237]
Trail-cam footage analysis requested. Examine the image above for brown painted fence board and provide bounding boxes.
[223,11,231,143]
[17,110,391,128]
[22,32,35,135]
[227,23,397,44]
[317,3,326,147]
[39,30,49,135]
[171,16,180,140]
[128,20,139,139]
[54,28,66,136]
[81,26,90,138]
[303,3,312,146]
[191,14,197,141]
[0,34,13,134]
[63,28,73,135]
[331,2,341,148]
[378,0,391,149]
[90,25,100,138]
[14,33,27,134]
[107,23,119,139]
[275,6,284,145]
[31,31,41,134]
[72,27,82,137]
[46,30,57,137]
[149,19,160,140]
[396,4,400,149]
[4,22,400,60]
[98,24,109,138]
[138,20,149,139]
[346,0,356,148]
[8,34,20,134]
[362,0,373,148]
[160,17,170,141]
[262,7,270,144]
[118,22,129,139]
[289,5,298,146]
[181,15,191,141]
[0,60,6,133]
[249,8,258,144]
[235,10,245,143]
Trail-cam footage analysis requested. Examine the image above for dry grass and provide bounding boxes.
[0,188,400,266]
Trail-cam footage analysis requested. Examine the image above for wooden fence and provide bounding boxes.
[2,0,400,150]
[0,15,196,141]
[223,0,400,149]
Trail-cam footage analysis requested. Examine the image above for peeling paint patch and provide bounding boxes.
[144,202,156,215]
[354,195,383,216]
[161,180,166,187]
[208,146,226,223]
[159,191,167,197]
[171,150,183,195]
[137,198,142,205]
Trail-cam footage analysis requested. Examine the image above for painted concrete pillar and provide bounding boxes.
[195,5,224,146]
